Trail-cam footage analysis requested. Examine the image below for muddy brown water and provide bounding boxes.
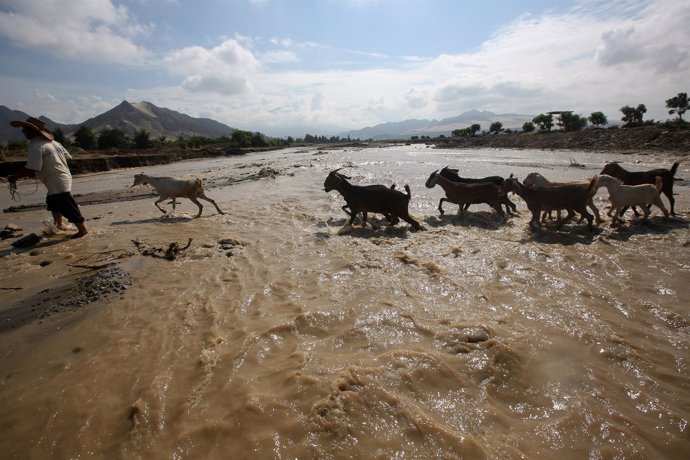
[0,145,689,459]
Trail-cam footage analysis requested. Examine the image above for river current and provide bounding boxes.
[1,145,688,459]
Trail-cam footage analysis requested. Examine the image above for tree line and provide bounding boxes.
[3,125,295,152]
[451,91,687,138]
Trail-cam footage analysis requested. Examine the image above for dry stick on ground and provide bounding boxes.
[67,249,136,271]
[68,262,119,270]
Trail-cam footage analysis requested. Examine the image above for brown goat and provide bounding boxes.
[600,161,681,215]
[523,172,602,223]
[501,175,597,231]
[425,170,504,216]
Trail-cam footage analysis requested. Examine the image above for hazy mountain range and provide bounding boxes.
[1,101,533,145]
[341,109,534,140]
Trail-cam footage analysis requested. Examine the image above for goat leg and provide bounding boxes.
[199,194,224,215]
[438,198,446,215]
[401,213,422,231]
[588,199,603,224]
[529,211,541,231]
[654,199,669,218]
[189,196,204,218]
[556,209,575,228]
[154,197,167,214]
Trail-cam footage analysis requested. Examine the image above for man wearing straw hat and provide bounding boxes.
[8,117,88,239]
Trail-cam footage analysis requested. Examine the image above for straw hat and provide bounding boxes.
[9,117,54,141]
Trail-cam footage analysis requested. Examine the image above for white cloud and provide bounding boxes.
[418,0,690,121]
[3,0,688,137]
[405,88,428,110]
[181,75,250,95]
[311,92,324,111]
[164,39,260,95]
[595,0,690,74]
[0,0,152,64]
[261,50,300,64]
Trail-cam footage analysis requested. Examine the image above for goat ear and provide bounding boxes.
[509,173,514,179]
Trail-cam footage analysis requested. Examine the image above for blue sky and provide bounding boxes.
[0,0,688,137]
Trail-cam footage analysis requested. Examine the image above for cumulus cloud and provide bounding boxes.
[4,0,688,137]
[0,0,152,64]
[164,38,260,96]
[595,1,690,73]
[415,0,690,120]
[182,75,250,95]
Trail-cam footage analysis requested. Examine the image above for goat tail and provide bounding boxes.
[404,184,411,198]
[655,175,663,193]
[670,160,682,177]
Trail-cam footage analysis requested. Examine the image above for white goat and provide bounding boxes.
[523,172,603,223]
[594,174,668,225]
[132,173,224,218]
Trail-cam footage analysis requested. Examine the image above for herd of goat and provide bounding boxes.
[130,160,682,232]
[322,160,682,231]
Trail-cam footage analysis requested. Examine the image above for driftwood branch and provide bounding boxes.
[132,238,193,260]
[67,262,119,270]
[66,249,135,272]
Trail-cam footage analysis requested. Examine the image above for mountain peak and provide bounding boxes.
[0,101,238,143]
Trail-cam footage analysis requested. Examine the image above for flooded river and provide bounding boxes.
[1,145,689,459]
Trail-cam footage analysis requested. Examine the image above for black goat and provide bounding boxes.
[324,169,422,230]
[600,161,681,216]
[437,166,517,215]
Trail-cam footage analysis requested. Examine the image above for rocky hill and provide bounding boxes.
[0,101,236,144]
[79,101,235,139]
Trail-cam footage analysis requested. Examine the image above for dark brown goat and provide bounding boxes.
[438,166,517,215]
[324,169,422,230]
[425,170,504,216]
[600,161,681,215]
[501,176,597,231]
